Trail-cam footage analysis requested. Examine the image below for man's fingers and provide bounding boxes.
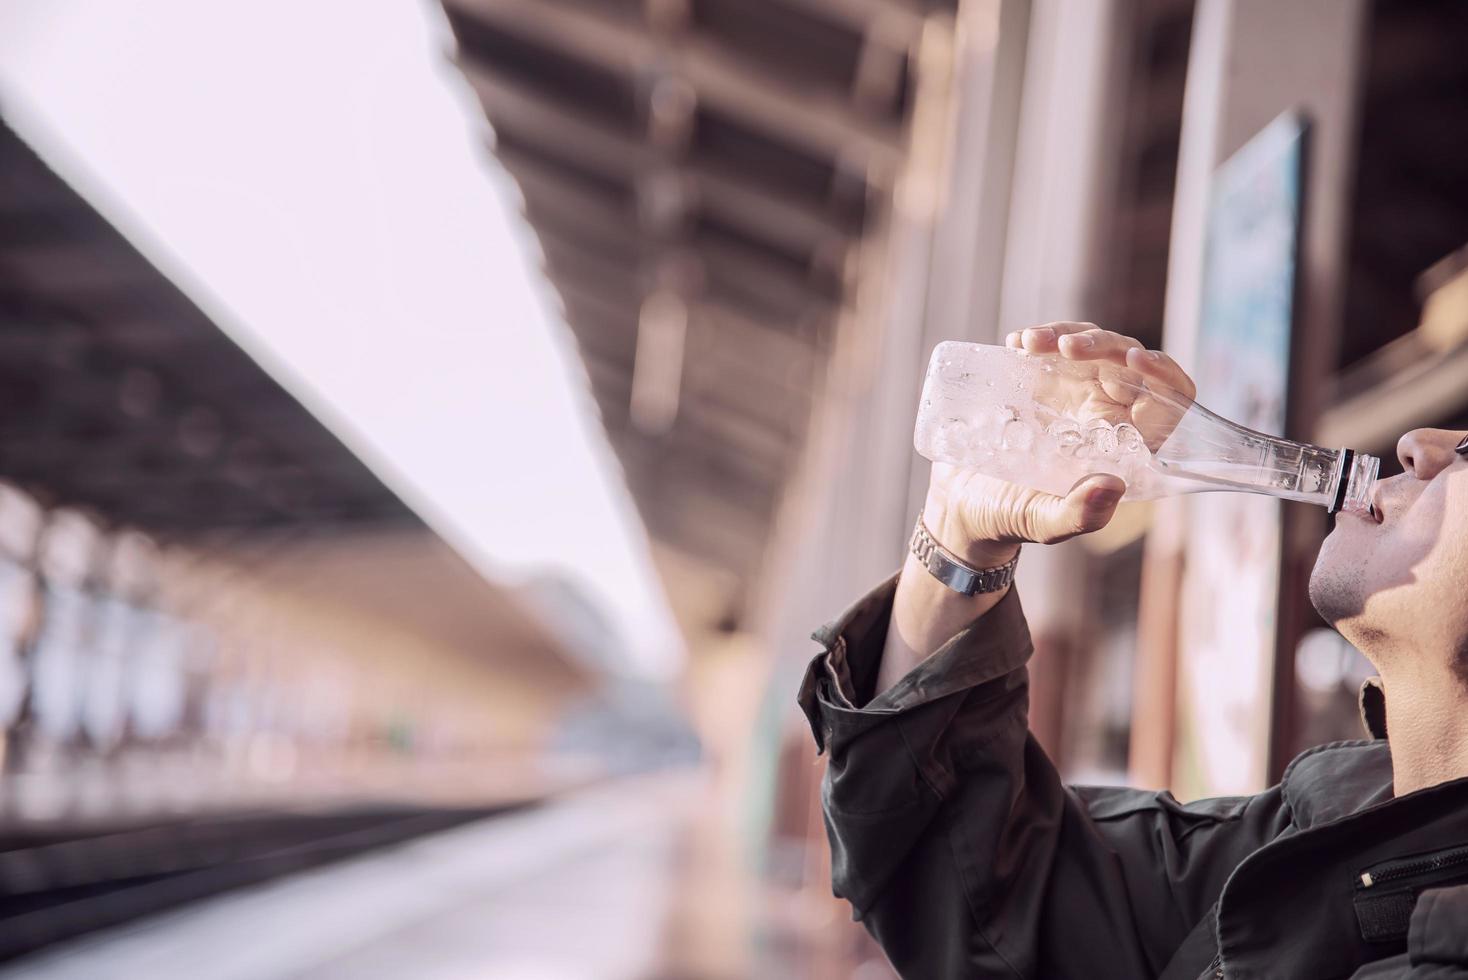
[1018,321,1098,355]
[1019,325,1059,353]
[1051,327,1199,405]
[1058,327,1143,364]
[1041,321,1099,338]
[1125,346,1197,399]
[1010,319,1199,408]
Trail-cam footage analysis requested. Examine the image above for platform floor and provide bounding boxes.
[0,771,890,980]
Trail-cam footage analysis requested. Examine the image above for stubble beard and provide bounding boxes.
[1308,543,1387,652]
[1308,552,1359,626]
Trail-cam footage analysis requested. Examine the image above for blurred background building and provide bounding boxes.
[0,0,1465,977]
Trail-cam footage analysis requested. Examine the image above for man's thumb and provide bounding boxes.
[1041,474,1126,541]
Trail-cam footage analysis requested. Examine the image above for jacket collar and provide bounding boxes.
[1280,740,1393,830]
[1280,735,1468,830]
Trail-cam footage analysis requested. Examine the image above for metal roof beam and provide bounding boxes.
[543,252,815,395]
[445,0,903,177]
[462,61,860,257]
[574,311,810,444]
[537,231,827,353]
[589,371,792,494]
[508,162,837,324]
[496,131,843,301]
[773,0,931,45]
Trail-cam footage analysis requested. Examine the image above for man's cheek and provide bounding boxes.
[1425,499,1468,583]
[1396,502,1456,584]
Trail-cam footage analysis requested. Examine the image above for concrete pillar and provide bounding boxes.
[761,0,1137,766]
[997,0,1131,333]
[757,0,1035,661]
[994,0,1133,764]
[1133,0,1368,792]
[751,2,1035,897]
[1161,0,1367,382]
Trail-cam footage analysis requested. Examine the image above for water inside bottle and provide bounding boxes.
[913,342,1377,511]
[917,347,1162,498]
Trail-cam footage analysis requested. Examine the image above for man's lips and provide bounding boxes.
[1367,483,1389,525]
[1339,484,1387,524]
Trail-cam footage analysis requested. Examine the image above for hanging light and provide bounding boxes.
[630,290,687,436]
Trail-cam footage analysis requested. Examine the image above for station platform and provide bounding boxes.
[0,770,883,980]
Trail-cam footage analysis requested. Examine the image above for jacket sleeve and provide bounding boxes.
[797,575,1293,980]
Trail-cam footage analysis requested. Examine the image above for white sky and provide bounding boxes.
[0,0,682,678]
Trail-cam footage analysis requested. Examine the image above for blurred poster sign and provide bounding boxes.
[1174,113,1307,799]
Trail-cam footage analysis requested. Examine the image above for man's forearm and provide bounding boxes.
[876,548,1017,696]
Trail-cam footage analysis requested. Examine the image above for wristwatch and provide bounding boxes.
[910,514,1020,595]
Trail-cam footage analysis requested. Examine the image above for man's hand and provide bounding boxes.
[876,324,1195,695]
[923,322,1196,565]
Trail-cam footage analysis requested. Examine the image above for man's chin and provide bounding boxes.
[1308,533,1365,627]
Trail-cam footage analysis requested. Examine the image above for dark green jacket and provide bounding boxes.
[797,577,1468,979]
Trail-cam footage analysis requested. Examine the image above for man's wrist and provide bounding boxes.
[921,497,1022,569]
[880,549,1011,693]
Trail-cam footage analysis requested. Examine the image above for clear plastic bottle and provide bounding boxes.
[914,341,1379,515]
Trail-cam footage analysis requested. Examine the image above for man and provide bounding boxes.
[797,323,1468,979]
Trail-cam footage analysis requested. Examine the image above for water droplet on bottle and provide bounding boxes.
[1001,418,1033,452]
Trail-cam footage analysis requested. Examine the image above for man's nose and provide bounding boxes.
[1395,428,1459,480]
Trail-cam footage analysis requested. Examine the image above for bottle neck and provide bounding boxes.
[1334,449,1380,516]
[1150,409,1378,512]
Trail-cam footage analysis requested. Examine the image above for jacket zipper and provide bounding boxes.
[1358,843,1468,888]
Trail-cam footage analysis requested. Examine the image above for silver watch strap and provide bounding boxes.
[910,515,1020,596]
